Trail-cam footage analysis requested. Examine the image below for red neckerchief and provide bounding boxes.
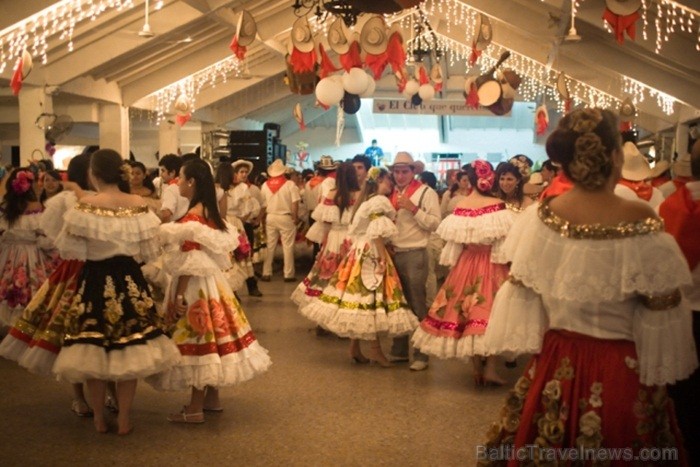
[673,177,693,190]
[390,179,422,210]
[167,177,179,186]
[307,175,325,189]
[265,175,287,194]
[540,172,573,200]
[659,184,700,270]
[618,179,653,201]
[326,171,337,179]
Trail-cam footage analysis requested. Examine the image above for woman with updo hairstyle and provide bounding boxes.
[50,148,180,435]
[480,108,696,464]
[412,160,514,386]
[0,168,59,329]
[299,167,419,367]
[147,159,271,424]
[440,171,471,218]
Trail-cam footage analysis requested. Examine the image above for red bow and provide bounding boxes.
[469,42,481,66]
[339,41,363,72]
[603,8,640,44]
[466,82,479,109]
[364,51,389,80]
[318,43,340,79]
[176,113,191,126]
[229,35,247,60]
[10,56,24,96]
[418,66,430,85]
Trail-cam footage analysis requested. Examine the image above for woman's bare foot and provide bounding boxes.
[94,418,108,434]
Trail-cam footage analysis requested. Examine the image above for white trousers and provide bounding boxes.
[263,213,297,278]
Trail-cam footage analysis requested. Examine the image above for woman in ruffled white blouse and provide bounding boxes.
[479,108,697,465]
[148,159,271,424]
[51,149,180,435]
[412,160,513,385]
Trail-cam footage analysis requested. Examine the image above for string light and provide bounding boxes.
[149,55,243,122]
[0,0,135,74]
[417,0,682,115]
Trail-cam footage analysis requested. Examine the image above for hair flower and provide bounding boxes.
[120,163,132,182]
[367,166,381,181]
[471,159,495,192]
[11,170,34,195]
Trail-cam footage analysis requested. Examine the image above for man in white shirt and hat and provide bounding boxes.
[387,151,441,371]
[260,159,301,282]
[614,142,664,210]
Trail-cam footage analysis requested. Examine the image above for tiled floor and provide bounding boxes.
[0,268,518,466]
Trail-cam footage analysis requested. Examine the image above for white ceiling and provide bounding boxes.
[1,0,699,139]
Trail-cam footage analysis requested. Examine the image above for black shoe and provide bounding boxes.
[249,288,263,297]
[260,275,271,282]
[283,277,296,283]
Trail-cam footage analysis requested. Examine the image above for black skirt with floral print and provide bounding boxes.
[62,256,165,350]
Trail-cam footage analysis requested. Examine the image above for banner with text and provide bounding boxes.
[372,99,510,116]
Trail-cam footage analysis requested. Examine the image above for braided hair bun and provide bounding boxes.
[546,108,620,190]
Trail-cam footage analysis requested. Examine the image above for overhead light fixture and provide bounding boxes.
[291,0,360,27]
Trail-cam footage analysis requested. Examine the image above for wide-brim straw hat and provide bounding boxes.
[231,159,253,171]
[619,97,636,122]
[473,14,493,51]
[360,16,389,55]
[291,17,315,53]
[267,159,287,177]
[316,155,340,171]
[236,10,257,47]
[605,0,642,16]
[621,142,651,181]
[672,153,692,178]
[387,152,415,170]
[328,18,350,55]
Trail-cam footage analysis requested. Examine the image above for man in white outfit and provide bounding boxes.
[387,152,441,371]
[260,159,301,282]
[158,154,188,223]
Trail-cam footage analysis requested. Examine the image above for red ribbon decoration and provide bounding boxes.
[318,43,340,79]
[619,120,633,132]
[176,113,191,127]
[602,8,640,45]
[339,41,363,72]
[10,56,24,96]
[291,46,317,74]
[564,98,573,114]
[418,66,430,85]
[364,51,389,80]
[229,35,247,60]
[316,100,330,111]
[536,110,549,136]
[386,32,406,76]
[466,82,480,109]
[469,42,482,66]
[434,81,443,93]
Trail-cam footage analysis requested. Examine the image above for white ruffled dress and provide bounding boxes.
[0,211,59,327]
[50,202,181,383]
[291,196,354,307]
[146,213,271,391]
[298,195,419,340]
[479,199,697,461]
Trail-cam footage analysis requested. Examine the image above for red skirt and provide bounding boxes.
[479,330,688,466]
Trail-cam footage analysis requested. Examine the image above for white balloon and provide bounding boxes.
[418,84,435,102]
[342,68,370,95]
[403,79,420,97]
[359,77,376,97]
[316,77,345,106]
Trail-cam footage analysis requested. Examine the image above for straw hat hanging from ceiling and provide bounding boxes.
[328,18,350,55]
[291,17,315,53]
[236,10,257,47]
[360,16,389,55]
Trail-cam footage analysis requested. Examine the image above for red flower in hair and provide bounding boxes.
[11,170,34,195]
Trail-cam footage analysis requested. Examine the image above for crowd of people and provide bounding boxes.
[0,108,698,465]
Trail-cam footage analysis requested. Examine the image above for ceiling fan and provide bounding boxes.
[138,0,155,37]
[563,0,582,43]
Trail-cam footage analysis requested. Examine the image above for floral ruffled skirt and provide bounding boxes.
[147,272,271,391]
[0,244,59,327]
[412,245,509,358]
[478,330,688,466]
[299,241,419,340]
[291,230,352,307]
[0,259,83,375]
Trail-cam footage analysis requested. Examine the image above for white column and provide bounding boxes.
[675,123,689,156]
[19,87,52,165]
[99,104,130,158]
[159,119,180,156]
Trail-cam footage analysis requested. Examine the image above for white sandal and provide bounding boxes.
[167,407,204,424]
